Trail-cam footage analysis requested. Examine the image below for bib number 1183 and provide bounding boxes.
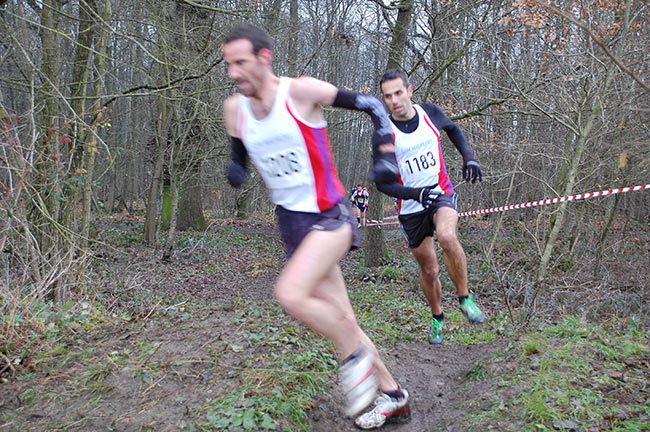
[403,151,436,175]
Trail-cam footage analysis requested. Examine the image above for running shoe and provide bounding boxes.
[340,347,378,417]
[460,294,486,324]
[354,388,410,429]
[429,318,444,344]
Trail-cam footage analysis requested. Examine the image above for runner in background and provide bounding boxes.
[351,185,369,227]
[375,69,487,348]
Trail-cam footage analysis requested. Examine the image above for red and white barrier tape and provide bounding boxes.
[365,219,398,227]
[364,183,649,227]
[458,183,649,217]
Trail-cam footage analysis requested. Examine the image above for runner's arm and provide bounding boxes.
[376,182,420,201]
[223,95,248,188]
[291,78,398,182]
[376,182,442,208]
[226,136,248,188]
[421,103,482,182]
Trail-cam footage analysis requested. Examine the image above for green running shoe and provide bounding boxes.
[460,294,486,324]
[429,318,444,344]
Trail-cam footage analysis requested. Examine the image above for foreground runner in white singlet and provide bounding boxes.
[221,24,412,427]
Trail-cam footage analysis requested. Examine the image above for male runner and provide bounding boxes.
[222,24,414,429]
[351,185,369,226]
[375,69,486,346]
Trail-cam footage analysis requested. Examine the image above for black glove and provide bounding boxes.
[226,161,247,188]
[416,185,442,209]
[372,152,399,184]
[462,159,482,183]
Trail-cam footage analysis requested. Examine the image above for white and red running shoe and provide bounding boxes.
[339,348,378,417]
[354,388,410,429]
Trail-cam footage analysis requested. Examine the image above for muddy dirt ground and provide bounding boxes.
[1,218,530,431]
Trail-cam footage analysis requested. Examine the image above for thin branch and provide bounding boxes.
[176,0,253,15]
[365,0,398,11]
[532,0,649,93]
[98,57,223,116]
[450,96,513,121]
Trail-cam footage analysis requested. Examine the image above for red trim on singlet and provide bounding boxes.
[422,112,454,194]
[285,102,345,211]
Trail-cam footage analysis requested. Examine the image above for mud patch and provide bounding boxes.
[307,340,505,431]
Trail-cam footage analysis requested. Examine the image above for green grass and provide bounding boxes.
[465,316,649,431]
[349,278,497,346]
[195,301,337,431]
[79,362,113,395]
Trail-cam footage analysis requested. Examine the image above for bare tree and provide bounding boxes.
[365,0,414,267]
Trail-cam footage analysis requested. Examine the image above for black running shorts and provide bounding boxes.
[276,200,360,257]
[398,193,459,249]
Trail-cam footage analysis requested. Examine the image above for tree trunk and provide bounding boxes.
[234,178,259,219]
[81,0,111,253]
[161,175,173,230]
[129,154,138,210]
[386,0,413,71]
[177,162,207,231]
[144,87,172,244]
[287,0,299,76]
[365,0,413,267]
[107,154,117,213]
[144,136,167,244]
[121,158,132,212]
[162,178,179,261]
[37,0,65,302]
[65,0,96,232]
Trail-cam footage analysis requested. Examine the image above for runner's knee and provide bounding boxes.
[436,230,459,251]
[421,264,440,284]
[274,280,304,316]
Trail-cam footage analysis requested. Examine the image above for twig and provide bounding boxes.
[142,373,167,396]
[162,300,188,312]
[142,299,163,321]
[0,352,15,376]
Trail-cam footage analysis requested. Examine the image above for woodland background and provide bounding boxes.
[1,0,649,379]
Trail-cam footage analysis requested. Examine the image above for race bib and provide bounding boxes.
[252,146,312,190]
[399,149,438,184]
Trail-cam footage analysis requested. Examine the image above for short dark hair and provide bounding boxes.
[224,23,272,54]
[379,69,411,88]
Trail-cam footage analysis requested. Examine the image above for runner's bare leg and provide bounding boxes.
[433,207,469,297]
[411,237,443,315]
[314,265,399,392]
[274,224,362,359]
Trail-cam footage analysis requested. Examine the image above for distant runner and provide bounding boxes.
[351,185,369,227]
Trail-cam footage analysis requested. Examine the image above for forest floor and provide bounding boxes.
[1,209,649,431]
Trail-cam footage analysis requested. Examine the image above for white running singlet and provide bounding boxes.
[238,77,345,213]
[393,104,454,215]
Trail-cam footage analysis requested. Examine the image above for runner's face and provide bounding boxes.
[381,78,414,120]
[223,38,269,97]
